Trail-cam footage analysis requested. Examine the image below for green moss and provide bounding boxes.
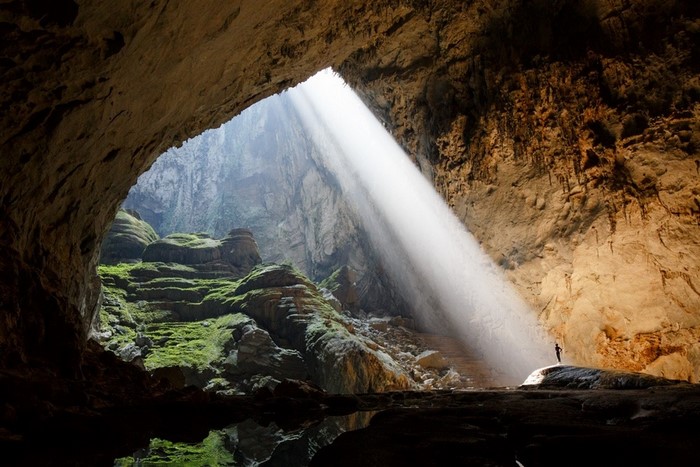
[113,209,159,243]
[98,262,138,289]
[318,267,342,292]
[143,313,247,371]
[160,232,219,249]
[114,431,234,466]
[128,303,176,324]
[131,261,198,275]
[200,280,244,308]
[97,285,138,348]
[98,262,135,279]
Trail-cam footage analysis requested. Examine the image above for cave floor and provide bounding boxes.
[2,325,697,466]
[3,357,699,467]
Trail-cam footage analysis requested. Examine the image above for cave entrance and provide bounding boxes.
[96,68,551,400]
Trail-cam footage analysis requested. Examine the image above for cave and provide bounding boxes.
[2,1,700,465]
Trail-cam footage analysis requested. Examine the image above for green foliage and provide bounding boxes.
[143,313,247,371]
[114,431,234,466]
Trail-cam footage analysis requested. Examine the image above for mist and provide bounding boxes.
[287,68,552,385]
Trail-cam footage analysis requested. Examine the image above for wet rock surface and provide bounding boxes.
[2,358,698,467]
[312,385,700,467]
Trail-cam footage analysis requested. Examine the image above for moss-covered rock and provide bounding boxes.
[227,263,413,393]
[143,313,250,386]
[142,229,262,277]
[142,233,222,264]
[319,265,359,313]
[97,258,412,394]
[99,209,159,264]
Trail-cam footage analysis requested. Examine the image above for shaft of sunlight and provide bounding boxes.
[287,68,552,385]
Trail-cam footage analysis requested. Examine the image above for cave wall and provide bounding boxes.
[0,0,413,370]
[339,0,700,380]
[2,0,699,381]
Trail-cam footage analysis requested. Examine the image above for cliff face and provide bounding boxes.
[123,93,362,276]
[123,92,404,315]
[1,0,699,383]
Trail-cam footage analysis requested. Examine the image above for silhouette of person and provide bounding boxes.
[554,343,562,363]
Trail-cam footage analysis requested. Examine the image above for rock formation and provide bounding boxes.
[99,208,159,264]
[98,225,413,394]
[338,1,700,381]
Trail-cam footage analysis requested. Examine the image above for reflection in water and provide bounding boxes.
[115,411,375,466]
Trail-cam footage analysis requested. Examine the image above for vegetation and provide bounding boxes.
[96,253,355,394]
[318,267,342,293]
[143,313,248,371]
[158,232,220,249]
[114,431,234,466]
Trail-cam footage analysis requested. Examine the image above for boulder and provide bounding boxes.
[224,325,307,381]
[99,209,159,264]
[220,229,263,274]
[415,350,449,370]
[234,263,315,295]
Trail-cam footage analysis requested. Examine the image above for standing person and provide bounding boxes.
[554,342,562,363]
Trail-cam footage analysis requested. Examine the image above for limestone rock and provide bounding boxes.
[99,209,159,264]
[521,364,692,389]
[229,263,413,393]
[319,266,360,314]
[220,229,263,274]
[224,325,307,382]
[340,1,700,382]
[99,260,412,394]
[142,230,262,279]
[142,233,222,264]
[415,350,449,370]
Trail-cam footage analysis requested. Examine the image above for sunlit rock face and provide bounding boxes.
[340,1,700,382]
[1,0,698,384]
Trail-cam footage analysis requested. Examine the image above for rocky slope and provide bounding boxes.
[96,225,414,394]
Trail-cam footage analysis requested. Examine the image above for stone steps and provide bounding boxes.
[416,333,497,388]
